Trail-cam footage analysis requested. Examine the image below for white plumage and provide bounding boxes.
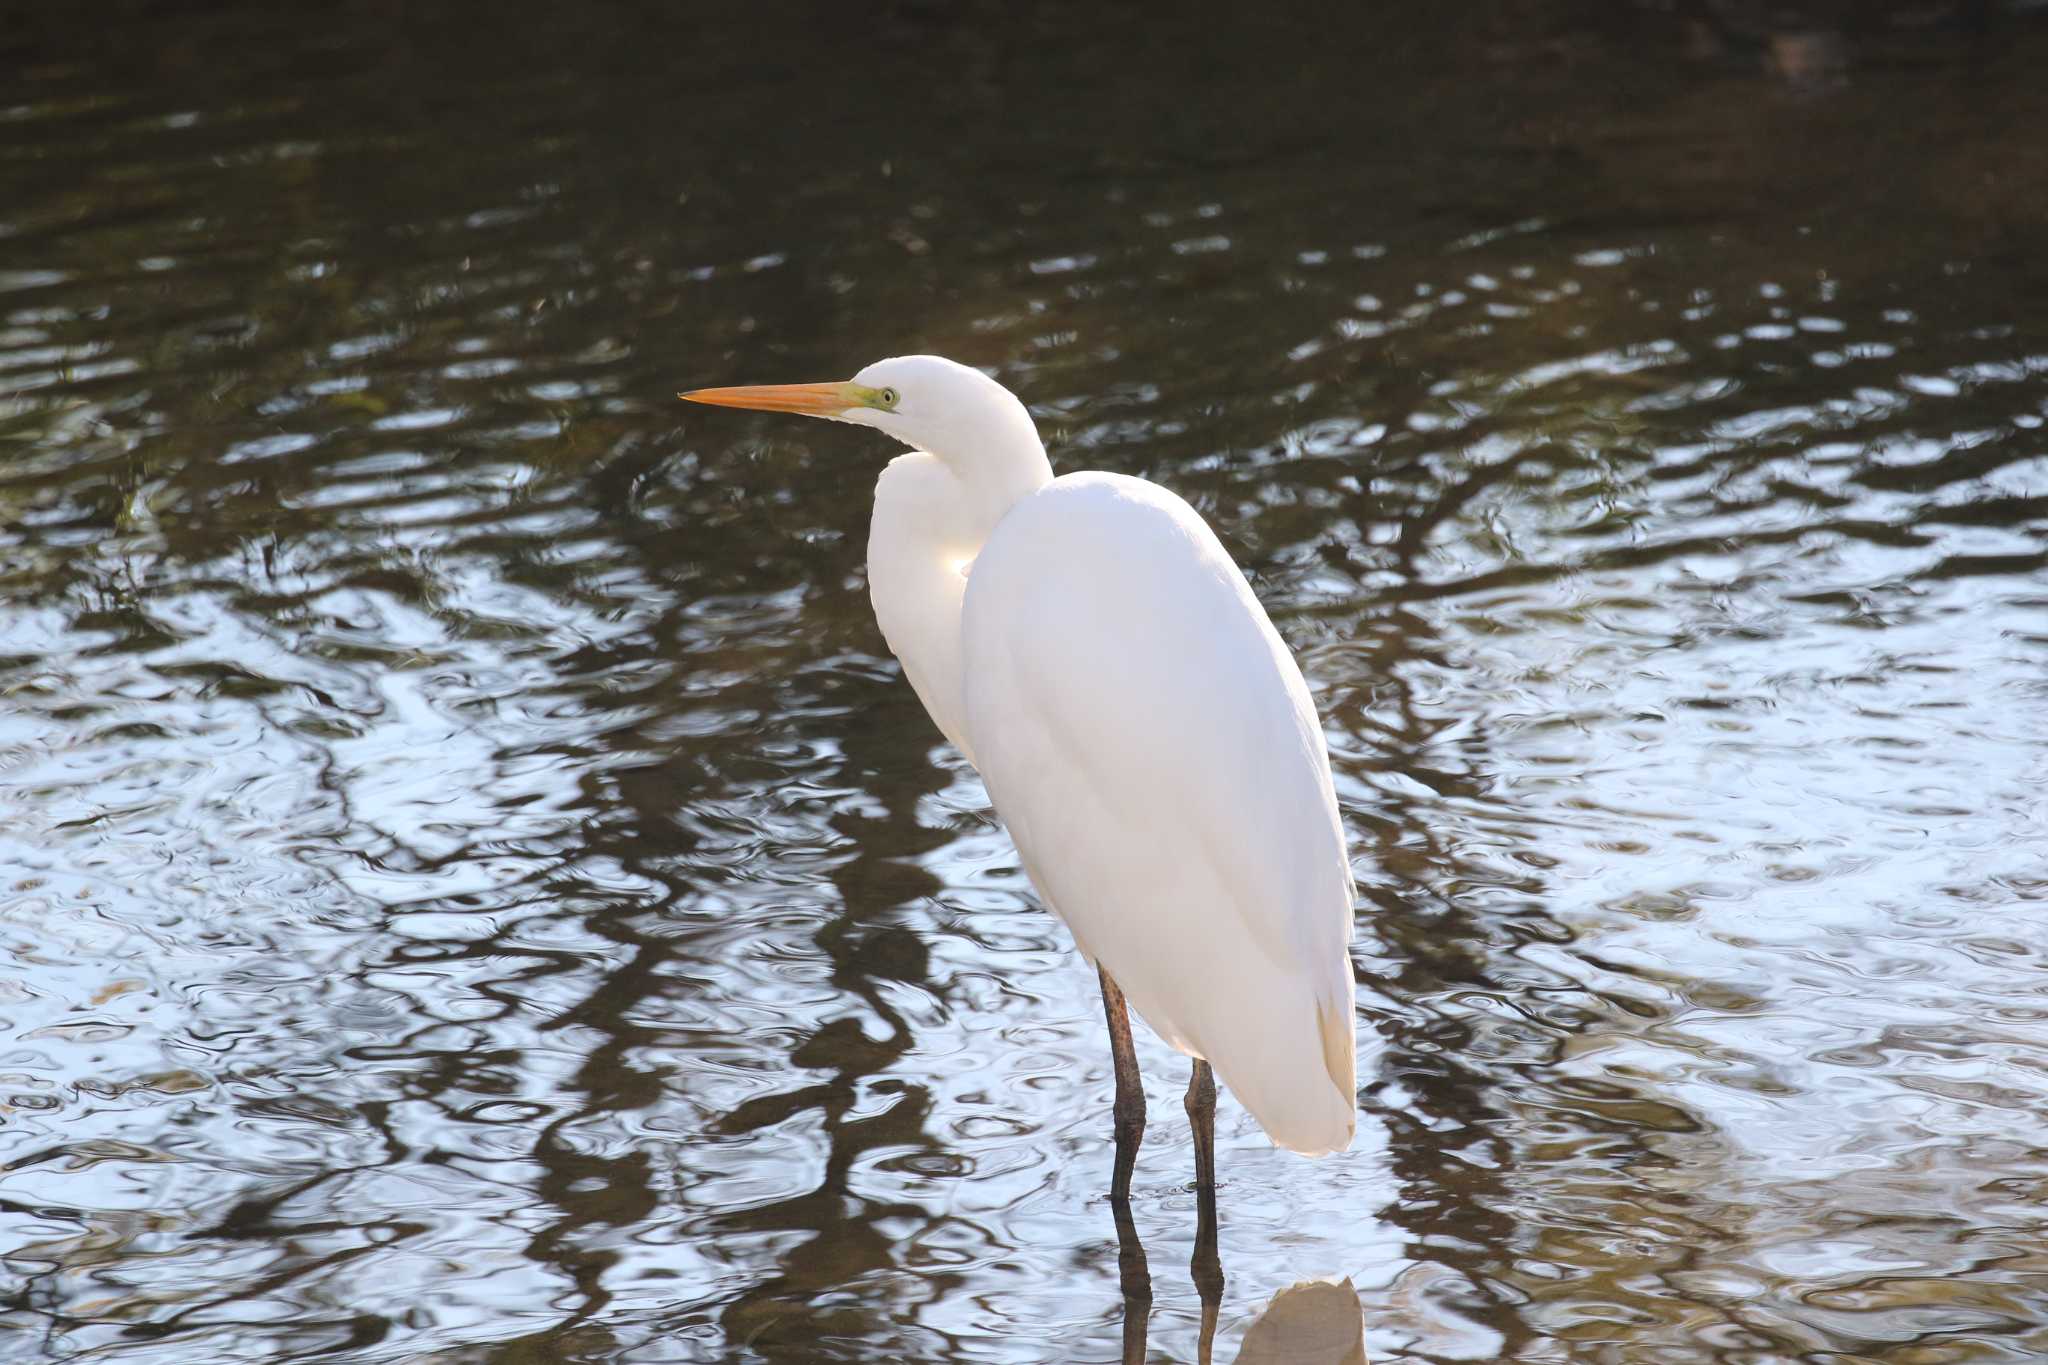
[682,353,1357,1175]
[965,472,1355,1154]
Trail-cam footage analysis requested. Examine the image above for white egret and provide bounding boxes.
[681,355,1356,1203]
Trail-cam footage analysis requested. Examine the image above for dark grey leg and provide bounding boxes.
[1099,965,1146,1203]
[1185,1057,1217,1191]
[1186,1058,1225,1314]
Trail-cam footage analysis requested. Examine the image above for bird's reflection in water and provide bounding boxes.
[1112,1198,1368,1364]
[1233,1278,1371,1365]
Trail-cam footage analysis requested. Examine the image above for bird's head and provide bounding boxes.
[680,354,1042,470]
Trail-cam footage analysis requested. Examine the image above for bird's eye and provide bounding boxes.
[880,387,899,408]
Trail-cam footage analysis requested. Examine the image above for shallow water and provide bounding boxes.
[3,4,2047,1361]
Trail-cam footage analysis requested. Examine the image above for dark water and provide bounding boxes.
[3,4,2047,1361]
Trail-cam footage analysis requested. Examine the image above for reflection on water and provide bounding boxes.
[1236,1278,1370,1365]
[3,2,2048,1361]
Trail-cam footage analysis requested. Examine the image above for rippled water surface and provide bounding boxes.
[4,5,2047,1361]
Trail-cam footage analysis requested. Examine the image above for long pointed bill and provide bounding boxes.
[677,381,864,417]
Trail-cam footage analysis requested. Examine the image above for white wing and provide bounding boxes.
[962,471,1356,1155]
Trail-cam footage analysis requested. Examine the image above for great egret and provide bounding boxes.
[681,355,1357,1205]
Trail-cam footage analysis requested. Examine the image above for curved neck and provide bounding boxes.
[864,390,1053,766]
[866,451,1049,769]
[957,451,1052,540]
[867,455,983,763]
[919,407,1054,540]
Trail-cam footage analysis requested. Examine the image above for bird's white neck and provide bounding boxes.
[946,439,1055,542]
[883,375,1055,537]
[866,423,1052,767]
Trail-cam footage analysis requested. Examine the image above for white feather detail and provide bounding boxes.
[962,472,1357,1155]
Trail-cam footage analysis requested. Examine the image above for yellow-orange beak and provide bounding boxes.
[677,380,864,417]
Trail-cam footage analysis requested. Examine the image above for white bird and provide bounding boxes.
[681,355,1356,1200]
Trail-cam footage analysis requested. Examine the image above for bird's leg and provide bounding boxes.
[1186,1058,1225,1312]
[1098,965,1146,1204]
[1185,1057,1217,1192]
